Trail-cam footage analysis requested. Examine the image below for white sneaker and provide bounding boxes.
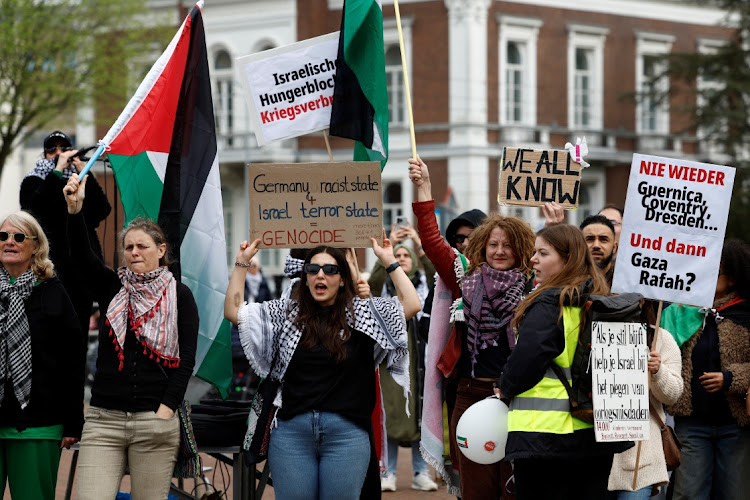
[412,472,438,491]
[381,473,397,492]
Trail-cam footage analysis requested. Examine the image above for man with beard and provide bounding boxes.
[580,215,618,287]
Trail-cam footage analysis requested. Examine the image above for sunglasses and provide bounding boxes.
[0,231,38,244]
[454,234,469,243]
[304,263,341,275]
[45,145,72,154]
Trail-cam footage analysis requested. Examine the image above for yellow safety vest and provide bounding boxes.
[507,305,593,434]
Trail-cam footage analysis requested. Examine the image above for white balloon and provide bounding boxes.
[455,397,509,464]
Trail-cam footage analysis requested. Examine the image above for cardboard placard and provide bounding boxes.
[611,154,735,307]
[248,162,383,248]
[592,322,650,442]
[498,147,581,208]
[237,32,339,146]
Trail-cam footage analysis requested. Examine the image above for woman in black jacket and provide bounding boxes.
[0,211,83,499]
[64,174,198,500]
[497,224,629,500]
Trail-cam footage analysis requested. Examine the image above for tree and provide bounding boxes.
[0,0,171,177]
[650,0,750,241]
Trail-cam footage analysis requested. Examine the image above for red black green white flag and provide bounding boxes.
[330,0,389,169]
[101,1,232,396]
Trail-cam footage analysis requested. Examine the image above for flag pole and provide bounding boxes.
[393,0,417,159]
[77,143,106,178]
[323,129,334,161]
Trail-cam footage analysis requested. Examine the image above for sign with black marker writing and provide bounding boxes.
[592,321,650,442]
[248,162,383,248]
[498,147,581,208]
[611,154,735,307]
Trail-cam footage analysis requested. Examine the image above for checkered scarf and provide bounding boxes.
[106,267,179,368]
[461,263,526,377]
[0,268,36,409]
[25,158,77,181]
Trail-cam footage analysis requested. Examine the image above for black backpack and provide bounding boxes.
[550,293,643,423]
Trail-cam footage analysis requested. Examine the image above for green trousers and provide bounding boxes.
[0,439,61,500]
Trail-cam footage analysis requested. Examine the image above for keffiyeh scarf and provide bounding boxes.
[0,268,36,409]
[461,263,526,377]
[105,266,179,371]
[283,254,304,279]
[25,158,76,181]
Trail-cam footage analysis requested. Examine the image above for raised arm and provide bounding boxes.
[371,232,421,319]
[225,239,262,325]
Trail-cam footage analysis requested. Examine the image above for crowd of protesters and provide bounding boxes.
[0,134,748,500]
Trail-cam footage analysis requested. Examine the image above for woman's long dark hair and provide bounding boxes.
[292,246,357,362]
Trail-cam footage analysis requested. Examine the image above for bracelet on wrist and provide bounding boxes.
[415,245,423,251]
[385,261,401,273]
[235,261,252,268]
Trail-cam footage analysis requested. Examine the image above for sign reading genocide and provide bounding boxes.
[592,321,650,443]
[237,32,339,146]
[611,154,735,307]
[248,162,383,249]
[498,147,582,208]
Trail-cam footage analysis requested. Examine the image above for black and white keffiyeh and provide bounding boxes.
[25,158,76,181]
[237,295,411,407]
[0,268,36,409]
[283,254,305,279]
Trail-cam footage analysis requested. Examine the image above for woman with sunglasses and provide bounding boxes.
[20,131,111,351]
[0,211,84,499]
[408,156,536,499]
[225,237,421,499]
[62,175,198,500]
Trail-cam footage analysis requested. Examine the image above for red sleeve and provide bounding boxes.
[412,200,461,299]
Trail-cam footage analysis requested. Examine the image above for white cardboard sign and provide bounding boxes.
[611,153,735,307]
[237,32,339,146]
[592,322,650,442]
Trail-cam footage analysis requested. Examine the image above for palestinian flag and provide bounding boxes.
[101,0,232,396]
[330,0,389,169]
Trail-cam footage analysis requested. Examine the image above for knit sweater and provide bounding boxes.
[608,328,683,492]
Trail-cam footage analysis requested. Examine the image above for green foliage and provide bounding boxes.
[0,0,172,175]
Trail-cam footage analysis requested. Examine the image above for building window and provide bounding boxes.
[635,32,674,135]
[574,48,593,127]
[567,25,608,131]
[382,182,403,230]
[213,49,234,147]
[383,17,413,129]
[498,15,541,127]
[385,45,405,126]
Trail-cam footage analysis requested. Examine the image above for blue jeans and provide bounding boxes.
[672,416,750,500]
[608,486,653,499]
[268,411,370,500]
[386,438,428,475]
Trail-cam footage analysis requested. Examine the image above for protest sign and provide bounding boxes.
[592,321,650,442]
[248,162,383,248]
[611,154,735,307]
[498,147,582,208]
[237,32,339,146]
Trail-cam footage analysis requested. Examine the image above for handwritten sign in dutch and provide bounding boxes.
[237,32,339,146]
[248,162,383,249]
[498,147,582,208]
[611,154,735,307]
[592,322,650,442]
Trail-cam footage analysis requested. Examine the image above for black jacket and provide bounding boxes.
[500,287,631,460]
[68,213,198,412]
[0,278,84,437]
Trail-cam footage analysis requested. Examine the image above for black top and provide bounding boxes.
[277,328,376,426]
[67,213,198,412]
[690,300,750,423]
[0,278,85,437]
